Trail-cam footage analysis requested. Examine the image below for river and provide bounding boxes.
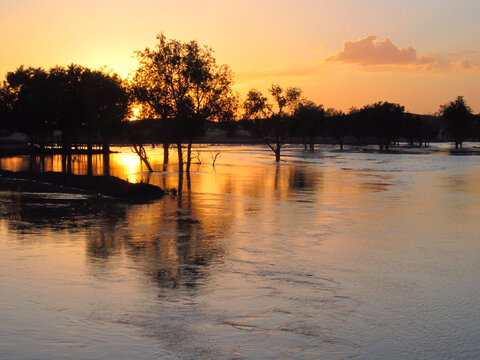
[0,144,479,359]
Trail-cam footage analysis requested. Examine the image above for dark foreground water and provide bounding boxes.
[1,144,479,359]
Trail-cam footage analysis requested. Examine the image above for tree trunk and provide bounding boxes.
[103,153,110,176]
[62,133,71,156]
[61,154,67,172]
[87,153,93,176]
[177,143,183,173]
[102,137,110,154]
[275,143,281,162]
[67,154,72,173]
[87,134,93,155]
[177,171,183,195]
[29,154,35,172]
[163,142,169,164]
[186,142,192,173]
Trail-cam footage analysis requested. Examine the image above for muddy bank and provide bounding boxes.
[0,170,165,200]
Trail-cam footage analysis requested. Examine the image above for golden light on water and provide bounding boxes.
[112,152,142,183]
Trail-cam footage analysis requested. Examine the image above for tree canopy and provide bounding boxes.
[439,96,473,149]
[2,65,129,153]
[131,33,237,171]
[242,84,302,161]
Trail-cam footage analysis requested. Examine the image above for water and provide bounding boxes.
[0,144,479,359]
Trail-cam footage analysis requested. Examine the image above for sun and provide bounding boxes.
[129,106,141,121]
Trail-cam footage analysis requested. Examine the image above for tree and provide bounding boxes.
[4,64,129,162]
[131,33,236,172]
[358,102,405,151]
[243,89,271,119]
[0,81,13,135]
[439,96,473,149]
[81,69,130,154]
[325,108,348,151]
[291,101,325,151]
[48,64,89,154]
[403,114,439,147]
[5,66,53,148]
[243,84,301,161]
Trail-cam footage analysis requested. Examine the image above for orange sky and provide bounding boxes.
[1,0,480,114]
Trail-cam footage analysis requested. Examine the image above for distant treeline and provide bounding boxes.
[0,33,479,169]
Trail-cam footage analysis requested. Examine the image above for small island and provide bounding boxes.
[0,170,165,200]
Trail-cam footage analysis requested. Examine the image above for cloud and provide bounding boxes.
[327,35,436,67]
[451,60,472,70]
[450,59,480,71]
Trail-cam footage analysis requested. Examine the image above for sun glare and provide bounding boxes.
[114,153,141,183]
[129,106,141,121]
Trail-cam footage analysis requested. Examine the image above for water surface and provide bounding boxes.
[1,145,479,359]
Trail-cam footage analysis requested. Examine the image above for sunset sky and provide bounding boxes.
[1,0,480,114]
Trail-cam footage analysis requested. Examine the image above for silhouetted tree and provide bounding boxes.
[243,84,301,161]
[5,66,54,148]
[473,114,480,142]
[439,96,474,149]
[81,69,130,154]
[0,81,13,134]
[292,101,325,151]
[243,89,271,119]
[349,107,367,145]
[359,102,405,151]
[48,64,88,154]
[5,64,130,160]
[131,33,236,172]
[403,113,439,147]
[325,108,349,150]
[216,92,240,137]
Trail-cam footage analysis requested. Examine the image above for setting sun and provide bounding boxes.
[129,106,141,121]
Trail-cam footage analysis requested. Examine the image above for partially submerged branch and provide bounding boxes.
[131,143,153,172]
[211,152,221,166]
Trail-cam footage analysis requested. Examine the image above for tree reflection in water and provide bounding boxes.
[0,149,321,293]
[87,173,230,291]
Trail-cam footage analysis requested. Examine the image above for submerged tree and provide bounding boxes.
[48,64,89,155]
[439,96,474,149]
[403,114,439,147]
[292,101,325,151]
[4,64,129,163]
[81,69,130,154]
[243,84,301,161]
[131,33,236,172]
[358,102,405,151]
[325,108,348,151]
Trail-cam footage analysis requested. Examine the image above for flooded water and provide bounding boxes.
[1,144,480,359]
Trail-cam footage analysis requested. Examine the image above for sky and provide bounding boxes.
[1,0,480,114]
